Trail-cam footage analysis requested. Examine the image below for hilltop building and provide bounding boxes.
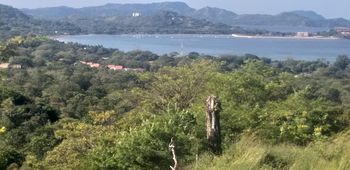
[132,12,141,17]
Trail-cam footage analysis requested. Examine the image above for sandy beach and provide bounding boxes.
[231,34,339,40]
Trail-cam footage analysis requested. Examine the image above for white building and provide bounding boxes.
[132,12,141,17]
[296,32,309,37]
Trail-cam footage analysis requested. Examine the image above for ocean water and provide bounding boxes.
[57,34,350,62]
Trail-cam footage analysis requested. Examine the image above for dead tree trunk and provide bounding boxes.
[206,95,222,155]
[169,138,178,170]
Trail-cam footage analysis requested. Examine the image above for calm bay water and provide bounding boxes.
[57,34,350,61]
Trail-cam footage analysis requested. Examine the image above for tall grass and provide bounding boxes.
[188,130,350,170]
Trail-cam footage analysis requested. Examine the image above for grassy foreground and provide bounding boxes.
[190,130,350,170]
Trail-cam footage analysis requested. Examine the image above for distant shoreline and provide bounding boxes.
[231,34,340,40]
[49,34,350,61]
[50,34,341,41]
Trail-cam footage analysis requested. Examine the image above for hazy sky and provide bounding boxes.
[0,0,349,19]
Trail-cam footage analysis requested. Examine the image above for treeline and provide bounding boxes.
[1,36,350,169]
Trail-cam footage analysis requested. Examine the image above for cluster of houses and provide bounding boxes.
[80,61,100,68]
[296,32,310,37]
[335,27,350,37]
[80,61,145,72]
[0,63,22,69]
[0,60,145,72]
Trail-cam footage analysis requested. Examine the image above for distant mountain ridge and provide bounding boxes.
[0,4,80,40]
[191,7,238,25]
[286,11,325,20]
[21,2,350,28]
[232,11,350,28]
[22,2,195,19]
[1,3,252,38]
[63,11,239,34]
[2,1,349,40]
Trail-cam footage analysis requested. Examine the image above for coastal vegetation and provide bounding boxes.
[0,35,350,169]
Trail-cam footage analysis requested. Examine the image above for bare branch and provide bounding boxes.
[169,137,178,170]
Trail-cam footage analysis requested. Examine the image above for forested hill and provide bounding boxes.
[232,11,350,28]
[6,1,349,37]
[65,11,241,34]
[22,2,196,19]
[0,3,258,37]
[0,4,81,40]
[22,2,350,28]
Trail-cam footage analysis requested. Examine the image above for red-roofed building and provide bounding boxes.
[107,65,124,70]
[90,63,100,68]
[80,61,101,68]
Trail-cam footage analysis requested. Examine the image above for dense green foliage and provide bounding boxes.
[0,36,350,169]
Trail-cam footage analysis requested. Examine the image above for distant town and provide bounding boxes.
[335,27,350,37]
[79,61,145,72]
[232,27,350,40]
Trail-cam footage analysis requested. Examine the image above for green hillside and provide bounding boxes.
[0,35,350,169]
[0,4,80,40]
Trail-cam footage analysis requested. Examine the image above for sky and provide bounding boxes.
[0,0,349,19]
